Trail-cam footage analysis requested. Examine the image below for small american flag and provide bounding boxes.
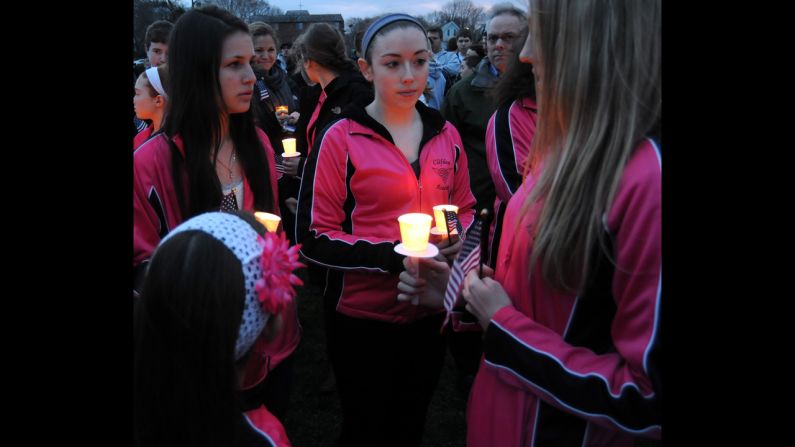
[442,219,482,327]
[443,209,463,239]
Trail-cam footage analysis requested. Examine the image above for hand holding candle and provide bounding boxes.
[281,137,300,158]
[394,213,438,305]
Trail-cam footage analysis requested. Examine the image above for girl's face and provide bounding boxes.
[519,12,543,94]
[359,26,429,110]
[459,62,475,78]
[133,75,160,121]
[220,31,256,115]
[253,34,277,72]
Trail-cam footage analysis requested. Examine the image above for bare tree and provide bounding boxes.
[204,0,283,22]
[134,0,185,58]
[424,0,485,32]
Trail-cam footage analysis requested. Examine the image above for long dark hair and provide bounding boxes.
[134,230,245,446]
[163,5,272,217]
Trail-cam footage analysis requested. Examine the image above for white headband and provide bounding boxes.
[161,212,269,361]
[145,66,167,99]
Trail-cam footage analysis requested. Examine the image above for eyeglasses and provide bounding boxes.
[486,33,517,45]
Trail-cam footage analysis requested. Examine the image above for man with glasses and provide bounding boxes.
[439,2,527,399]
[442,3,526,217]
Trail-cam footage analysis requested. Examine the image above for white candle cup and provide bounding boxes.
[432,204,459,234]
[254,212,281,233]
[397,213,433,252]
[282,138,297,156]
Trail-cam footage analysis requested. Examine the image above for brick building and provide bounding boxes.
[252,10,345,46]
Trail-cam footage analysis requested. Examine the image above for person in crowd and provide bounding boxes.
[290,22,373,244]
[134,211,296,447]
[421,35,446,110]
[296,13,476,447]
[427,26,459,80]
[133,64,169,150]
[133,20,174,137]
[458,54,482,80]
[133,5,300,422]
[484,39,537,267]
[440,1,528,397]
[454,29,472,62]
[398,0,662,445]
[248,21,301,241]
[145,20,173,68]
[466,43,486,59]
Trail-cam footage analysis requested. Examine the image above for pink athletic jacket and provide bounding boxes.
[485,97,537,266]
[243,406,292,446]
[133,125,155,151]
[467,138,662,446]
[133,129,299,387]
[296,103,476,323]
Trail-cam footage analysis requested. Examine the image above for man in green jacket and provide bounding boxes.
[441,3,527,223]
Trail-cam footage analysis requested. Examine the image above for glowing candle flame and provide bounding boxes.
[397,213,433,252]
[255,211,281,233]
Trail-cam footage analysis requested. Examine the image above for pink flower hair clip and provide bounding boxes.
[254,231,305,314]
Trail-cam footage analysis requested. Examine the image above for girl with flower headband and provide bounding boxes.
[132,64,168,150]
[133,5,300,422]
[399,0,662,445]
[295,13,476,446]
[134,211,302,446]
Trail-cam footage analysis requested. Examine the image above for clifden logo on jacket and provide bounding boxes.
[432,158,451,189]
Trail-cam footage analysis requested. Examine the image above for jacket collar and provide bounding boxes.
[342,100,447,147]
[324,70,369,98]
[471,58,500,90]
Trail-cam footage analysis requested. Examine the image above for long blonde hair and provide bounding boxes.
[523,0,661,293]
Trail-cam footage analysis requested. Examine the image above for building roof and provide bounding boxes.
[258,12,344,23]
[442,21,460,31]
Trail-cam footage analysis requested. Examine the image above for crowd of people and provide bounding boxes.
[133,1,662,446]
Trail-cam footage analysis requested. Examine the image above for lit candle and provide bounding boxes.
[254,211,281,233]
[397,213,433,252]
[432,204,459,235]
[275,105,289,115]
[282,138,297,157]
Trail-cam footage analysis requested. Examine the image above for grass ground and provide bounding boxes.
[282,274,467,447]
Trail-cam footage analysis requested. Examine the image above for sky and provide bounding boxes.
[178,0,527,21]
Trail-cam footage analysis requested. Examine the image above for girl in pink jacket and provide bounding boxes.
[133,5,299,422]
[296,13,476,447]
[399,0,662,445]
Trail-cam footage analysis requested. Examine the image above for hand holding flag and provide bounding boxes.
[442,214,483,327]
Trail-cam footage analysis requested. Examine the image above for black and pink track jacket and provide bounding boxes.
[485,97,537,267]
[296,102,477,324]
[133,130,299,389]
[468,138,662,446]
[240,406,291,446]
